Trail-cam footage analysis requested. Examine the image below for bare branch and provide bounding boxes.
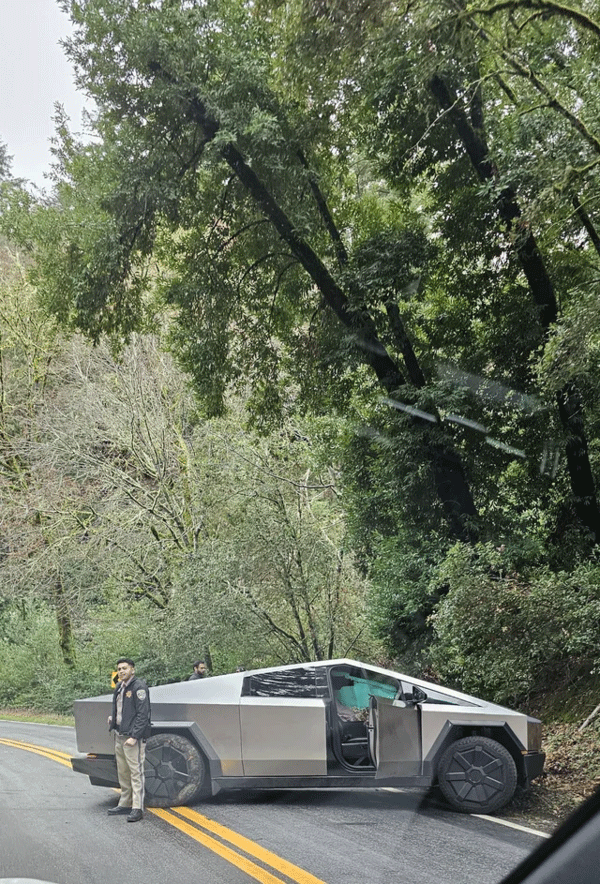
[469,0,600,41]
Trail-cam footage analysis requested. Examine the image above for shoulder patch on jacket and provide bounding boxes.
[136,689,147,700]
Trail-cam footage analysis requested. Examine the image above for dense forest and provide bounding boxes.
[1,0,600,716]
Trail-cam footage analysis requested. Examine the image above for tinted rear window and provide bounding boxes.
[242,667,328,699]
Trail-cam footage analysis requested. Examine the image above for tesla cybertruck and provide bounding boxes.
[71,658,544,814]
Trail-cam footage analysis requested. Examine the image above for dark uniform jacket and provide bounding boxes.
[109,675,152,741]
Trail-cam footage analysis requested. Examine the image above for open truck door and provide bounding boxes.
[369,694,422,778]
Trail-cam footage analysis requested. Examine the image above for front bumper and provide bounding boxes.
[71,753,119,788]
[523,750,545,784]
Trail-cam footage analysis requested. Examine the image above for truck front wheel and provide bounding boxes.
[437,736,518,814]
[144,733,209,807]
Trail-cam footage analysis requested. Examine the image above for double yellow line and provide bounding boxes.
[151,805,324,884]
[0,738,326,884]
[0,737,74,768]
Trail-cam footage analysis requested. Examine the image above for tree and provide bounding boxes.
[3,0,600,671]
[295,0,600,550]
[0,241,80,665]
[1,0,480,543]
[0,143,12,181]
[0,240,374,674]
[423,3,600,543]
[166,420,377,667]
[265,0,600,657]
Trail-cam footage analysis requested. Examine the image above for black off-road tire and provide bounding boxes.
[437,736,518,814]
[144,733,210,807]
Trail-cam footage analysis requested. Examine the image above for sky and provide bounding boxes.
[0,0,89,189]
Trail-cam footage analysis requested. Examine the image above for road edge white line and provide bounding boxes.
[472,814,550,838]
[379,788,550,839]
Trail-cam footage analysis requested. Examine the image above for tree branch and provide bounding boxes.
[572,195,600,258]
[430,73,558,328]
[430,72,600,544]
[385,302,427,387]
[297,149,349,269]
[469,0,600,41]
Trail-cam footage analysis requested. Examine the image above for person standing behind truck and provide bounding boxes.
[107,658,151,822]
[188,659,208,680]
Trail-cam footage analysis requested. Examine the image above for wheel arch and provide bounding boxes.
[426,720,527,786]
[149,720,223,790]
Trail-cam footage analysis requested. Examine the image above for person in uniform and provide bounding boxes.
[188,659,208,680]
[107,658,151,822]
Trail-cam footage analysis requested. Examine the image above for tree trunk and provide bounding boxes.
[430,73,600,544]
[52,579,76,668]
[556,383,600,543]
[428,440,479,543]
[168,80,480,540]
[220,142,480,540]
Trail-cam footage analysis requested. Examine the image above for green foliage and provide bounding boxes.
[2,0,600,714]
[430,543,600,705]
[0,263,378,704]
[160,420,378,666]
[0,592,189,712]
[0,601,95,712]
[367,531,448,669]
[0,142,12,181]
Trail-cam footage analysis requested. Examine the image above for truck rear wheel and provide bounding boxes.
[144,733,209,807]
[437,735,518,814]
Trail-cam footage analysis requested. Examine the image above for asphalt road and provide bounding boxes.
[0,721,546,884]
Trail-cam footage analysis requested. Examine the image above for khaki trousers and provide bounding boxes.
[114,734,146,809]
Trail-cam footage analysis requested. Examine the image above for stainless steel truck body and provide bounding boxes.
[71,658,544,814]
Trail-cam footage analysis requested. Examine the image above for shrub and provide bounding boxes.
[429,543,600,706]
